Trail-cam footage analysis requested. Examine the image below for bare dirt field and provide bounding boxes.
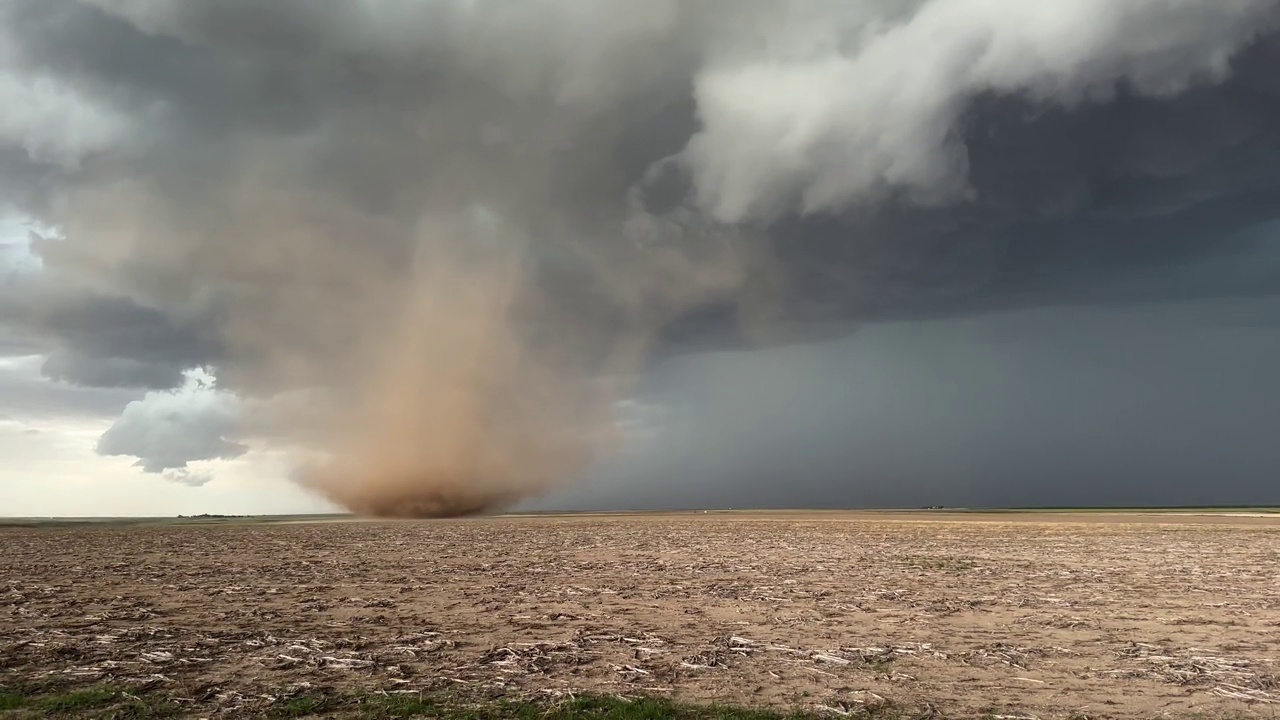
[3,511,1279,718]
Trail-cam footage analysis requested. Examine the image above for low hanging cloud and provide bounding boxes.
[42,351,184,390]
[96,369,246,475]
[1,1,1280,511]
[161,467,215,488]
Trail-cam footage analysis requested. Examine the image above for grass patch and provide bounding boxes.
[1,684,833,719]
[0,683,1260,719]
[0,691,27,712]
[269,693,333,718]
[354,693,818,719]
[353,692,449,718]
[101,693,183,719]
[33,687,120,714]
[266,691,818,719]
[0,684,181,719]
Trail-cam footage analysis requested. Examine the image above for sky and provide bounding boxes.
[2,1,1280,516]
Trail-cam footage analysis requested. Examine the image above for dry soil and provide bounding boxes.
[3,511,1278,718]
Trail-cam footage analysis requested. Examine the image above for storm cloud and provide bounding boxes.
[547,296,1280,511]
[2,1,1280,511]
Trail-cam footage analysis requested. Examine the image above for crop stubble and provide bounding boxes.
[2,512,1278,718]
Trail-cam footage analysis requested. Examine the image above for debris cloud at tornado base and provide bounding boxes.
[4,1,1280,515]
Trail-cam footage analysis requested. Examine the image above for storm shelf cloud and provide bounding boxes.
[2,0,1280,514]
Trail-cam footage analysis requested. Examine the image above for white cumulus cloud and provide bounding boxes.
[96,368,246,477]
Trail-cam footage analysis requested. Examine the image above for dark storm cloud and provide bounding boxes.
[4,1,1278,331]
[36,295,216,378]
[0,355,140,419]
[720,39,1280,338]
[41,352,184,389]
[2,0,1280,504]
[651,32,1280,352]
[548,298,1280,511]
[0,281,220,389]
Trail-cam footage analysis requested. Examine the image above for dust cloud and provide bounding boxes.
[295,224,660,517]
[276,206,748,518]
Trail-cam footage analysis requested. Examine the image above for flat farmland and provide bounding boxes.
[3,512,1279,718]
